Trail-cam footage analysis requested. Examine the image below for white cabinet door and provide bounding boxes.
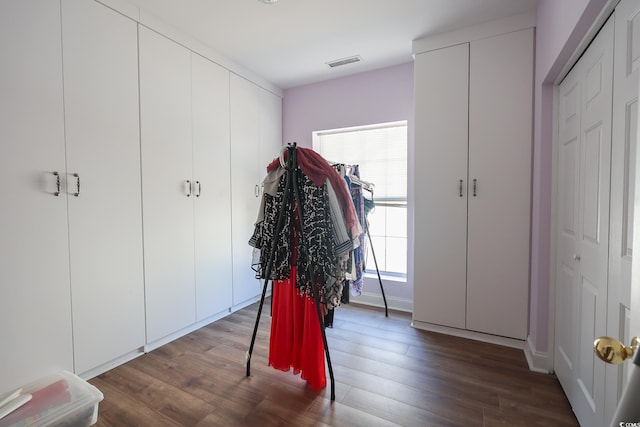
[0,0,73,391]
[466,28,533,340]
[230,74,263,307]
[260,88,283,173]
[192,54,233,321]
[412,43,469,329]
[139,27,196,343]
[61,0,145,374]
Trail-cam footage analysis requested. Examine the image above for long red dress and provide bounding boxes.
[268,269,326,390]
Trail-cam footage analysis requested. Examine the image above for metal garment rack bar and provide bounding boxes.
[245,143,336,401]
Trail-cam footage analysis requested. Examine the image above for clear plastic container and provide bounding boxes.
[0,371,103,427]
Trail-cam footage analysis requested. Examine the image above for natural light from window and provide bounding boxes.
[313,121,407,278]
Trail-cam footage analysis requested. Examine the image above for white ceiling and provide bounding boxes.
[124,0,537,90]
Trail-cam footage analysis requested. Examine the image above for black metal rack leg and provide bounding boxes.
[365,224,388,317]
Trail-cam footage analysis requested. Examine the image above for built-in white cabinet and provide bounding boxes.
[62,0,146,376]
[230,75,282,308]
[1,0,147,390]
[0,0,74,391]
[413,27,533,341]
[139,27,234,344]
[0,0,281,391]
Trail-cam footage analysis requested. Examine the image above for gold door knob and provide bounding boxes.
[593,336,639,364]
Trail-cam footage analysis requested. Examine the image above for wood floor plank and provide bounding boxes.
[89,301,578,426]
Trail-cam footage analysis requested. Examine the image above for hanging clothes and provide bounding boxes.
[249,146,361,390]
[347,165,366,296]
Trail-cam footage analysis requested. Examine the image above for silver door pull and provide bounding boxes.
[459,179,463,197]
[186,180,192,197]
[473,178,477,197]
[53,171,60,196]
[73,173,80,197]
[196,181,201,197]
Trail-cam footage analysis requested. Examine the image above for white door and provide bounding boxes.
[139,27,196,343]
[192,53,233,321]
[606,0,640,420]
[412,43,469,330]
[0,0,73,391]
[555,16,614,427]
[466,28,533,340]
[230,74,262,307]
[61,0,145,375]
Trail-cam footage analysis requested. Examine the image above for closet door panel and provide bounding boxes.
[192,54,233,321]
[572,17,613,427]
[412,43,469,329]
[606,0,640,419]
[139,27,196,343]
[466,28,533,339]
[230,74,262,307]
[62,0,145,375]
[555,66,581,402]
[0,0,73,391]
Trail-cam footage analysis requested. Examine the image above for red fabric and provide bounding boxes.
[269,265,326,390]
[267,146,360,239]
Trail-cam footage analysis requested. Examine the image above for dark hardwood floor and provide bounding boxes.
[90,301,578,426]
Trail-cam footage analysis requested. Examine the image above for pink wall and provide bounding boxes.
[282,63,415,304]
[283,62,414,148]
[530,0,610,354]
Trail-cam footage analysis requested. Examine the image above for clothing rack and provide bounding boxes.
[246,142,336,401]
[332,163,388,317]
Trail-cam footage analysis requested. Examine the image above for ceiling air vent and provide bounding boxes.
[326,55,362,68]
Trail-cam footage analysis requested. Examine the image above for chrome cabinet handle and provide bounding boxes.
[73,173,80,197]
[186,180,192,197]
[255,184,260,197]
[196,181,201,197]
[459,179,463,197]
[53,171,60,196]
[473,178,477,197]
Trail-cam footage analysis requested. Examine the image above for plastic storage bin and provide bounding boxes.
[0,371,103,427]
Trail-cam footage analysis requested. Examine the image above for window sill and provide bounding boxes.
[363,272,407,284]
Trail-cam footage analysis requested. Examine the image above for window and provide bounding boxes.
[313,121,407,278]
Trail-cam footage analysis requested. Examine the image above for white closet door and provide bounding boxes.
[555,54,581,405]
[192,53,233,321]
[62,0,145,375]
[0,0,73,391]
[606,0,640,419]
[139,27,196,343]
[412,43,469,329]
[466,28,533,340]
[555,17,614,427]
[573,18,613,427]
[230,74,262,307]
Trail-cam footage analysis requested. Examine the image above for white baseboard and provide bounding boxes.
[349,292,412,313]
[78,348,144,381]
[411,319,526,349]
[524,335,551,373]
